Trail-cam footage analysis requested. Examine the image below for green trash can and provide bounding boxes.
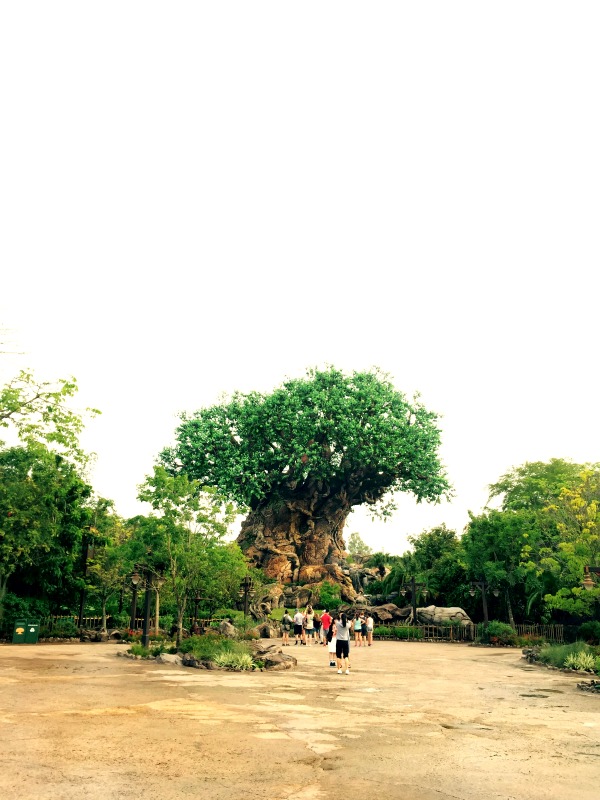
[12,619,28,644]
[25,619,40,644]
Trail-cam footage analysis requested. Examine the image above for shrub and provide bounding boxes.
[515,634,546,647]
[317,581,342,611]
[212,651,254,670]
[564,651,595,671]
[110,612,130,629]
[129,643,151,657]
[578,621,600,645]
[159,615,174,631]
[595,657,600,675]
[538,642,593,668]
[477,621,517,646]
[45,620,79,639]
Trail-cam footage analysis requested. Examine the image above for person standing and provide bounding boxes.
[320,608,332,645]
[293,608,305,645]
[366,612,374,646]
[335,612,351,674]
[327,619,337,667]
[353,612,363,647]
[313,611,322,643]
[281,609,293,646]
[304,605,316,644]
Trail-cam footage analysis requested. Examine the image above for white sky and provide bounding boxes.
[1,4,599,556]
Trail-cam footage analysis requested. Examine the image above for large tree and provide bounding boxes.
[163,367,450,595]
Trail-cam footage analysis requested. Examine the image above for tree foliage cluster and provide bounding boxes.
[2,364,599,635]
[368,459,600,624]
[0,371,249,632]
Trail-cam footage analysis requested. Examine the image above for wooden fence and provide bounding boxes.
[374,622,564,643]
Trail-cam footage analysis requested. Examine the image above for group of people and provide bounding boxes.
[280,606,374,675]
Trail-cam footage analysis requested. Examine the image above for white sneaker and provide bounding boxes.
[337,669,342,674]
[345,669,350,675]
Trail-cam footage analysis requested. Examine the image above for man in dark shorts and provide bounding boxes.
[293,608,305,645]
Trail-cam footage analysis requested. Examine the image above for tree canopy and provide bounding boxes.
[163,366,451,515]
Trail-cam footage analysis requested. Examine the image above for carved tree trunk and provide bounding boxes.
[236,488,356,599]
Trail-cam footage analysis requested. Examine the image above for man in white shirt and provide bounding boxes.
[293,609,305,645]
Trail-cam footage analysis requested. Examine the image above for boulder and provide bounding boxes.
[416,606,472,626]
[156,653,182,666]
[254,622,278,639]
[262,652,297,671]
[218,620,237,637]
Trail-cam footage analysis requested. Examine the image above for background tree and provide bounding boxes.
[540,468,600,618]
[346,531,373,564]
[0,444,92,620]
[163,367,450,597]
[0,370,99,462]
[137,466,245,643]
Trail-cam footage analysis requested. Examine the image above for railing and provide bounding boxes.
[514,624,564,643]
[374,623,477,642]
[374,622,565,643]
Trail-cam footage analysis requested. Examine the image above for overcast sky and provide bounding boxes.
[1,4,599,555]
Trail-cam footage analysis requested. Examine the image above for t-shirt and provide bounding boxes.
[305,612,314,630]
[293,611,304,626]
[282,614,293,630]
[366,616,374,630]
[321,612,332,630]
[354,618,362,631]
[335,620,351,641]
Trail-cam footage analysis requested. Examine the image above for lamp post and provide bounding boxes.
[239,576,255,618]
[582,565,600,591]
[141,567,154,649]
[400,577,428,626]
[154,576,165,636]
[129,571,141,630]
[469,581,500,626]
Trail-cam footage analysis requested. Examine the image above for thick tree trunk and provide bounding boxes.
[0,572,10,622]
[236,489,356,599]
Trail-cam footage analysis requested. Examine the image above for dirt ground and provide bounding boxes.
[0,639,598,800]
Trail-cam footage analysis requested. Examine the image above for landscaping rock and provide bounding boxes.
[156,653,182,666]
[262,652,297,671]
[218,620,237,637]
[254,622,278,639]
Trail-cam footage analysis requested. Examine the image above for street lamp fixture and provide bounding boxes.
[582,565,600,591]
[129,571,141,630]
[399,577,428,625]
[469,581,495,626]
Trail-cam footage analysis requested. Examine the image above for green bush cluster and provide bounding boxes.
[177,634,254,665]
[477,621,517,646]
[40,620,79,639]
[537,642,598,669]
[578,621,600,645]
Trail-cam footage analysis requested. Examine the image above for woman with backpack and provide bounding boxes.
[281,609,293,646]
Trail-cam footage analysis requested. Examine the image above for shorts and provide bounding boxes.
[336,640,350,659]
[294,624,303,636]
[306,628,315,637]
[361,625,368,636]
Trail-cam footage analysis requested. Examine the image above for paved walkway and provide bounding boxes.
[0,640,598,800]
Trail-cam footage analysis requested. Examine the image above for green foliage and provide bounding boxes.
[177,634,252,663]
[488,459,586,512]
[0,444,93,615]
[0,593,50,628]
[317,580,342,610]
[212,651,254,670]
[578,621,600,644]
[347,532,372,562]
[537,641,595,668]
[43,619,79,639]
[564,651,595,670]
[163,366,451,516]
[0,370,99,461]
[477,621,517,646]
